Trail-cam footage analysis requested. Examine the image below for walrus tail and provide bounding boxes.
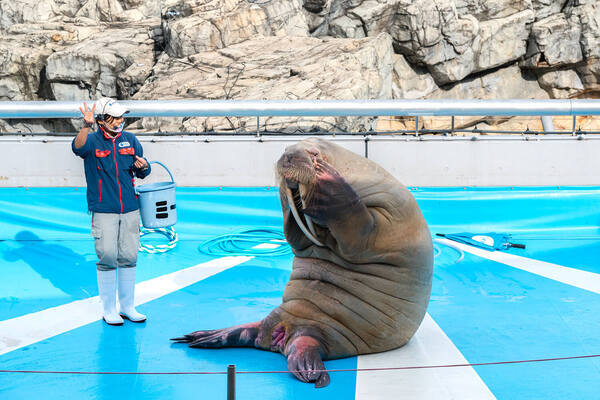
[171,321,261,348]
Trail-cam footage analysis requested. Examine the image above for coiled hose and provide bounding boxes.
[198,228,292,257]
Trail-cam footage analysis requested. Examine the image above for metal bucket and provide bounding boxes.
[136,161,177,228]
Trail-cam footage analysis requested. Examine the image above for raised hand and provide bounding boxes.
[314,158,342,182]
[79,102,96,126]
[302,158,360,223]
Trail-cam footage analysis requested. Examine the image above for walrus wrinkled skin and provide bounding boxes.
[172,138,433,388]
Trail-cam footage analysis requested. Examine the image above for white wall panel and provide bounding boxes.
[368,137,600,187]
[0,136,598,187]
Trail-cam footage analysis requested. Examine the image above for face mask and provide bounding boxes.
[103,120,124,134]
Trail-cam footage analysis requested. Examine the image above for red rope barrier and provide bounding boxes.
[0,354,598,375]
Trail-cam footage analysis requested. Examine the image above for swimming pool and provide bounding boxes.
[0,186,599,399]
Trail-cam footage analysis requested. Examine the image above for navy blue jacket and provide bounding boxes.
[72,128,151,213]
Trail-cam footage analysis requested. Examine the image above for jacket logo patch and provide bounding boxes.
[119,141,131,148]
[95,149,111,158]
[118,147,135,155]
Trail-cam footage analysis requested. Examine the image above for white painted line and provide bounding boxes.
[356,313,495,400]
[0,256,252,356]
[437,238,600,294]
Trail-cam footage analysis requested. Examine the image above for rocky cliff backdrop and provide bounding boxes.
[0,0,598,133]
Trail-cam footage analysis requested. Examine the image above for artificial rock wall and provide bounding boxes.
[0,0,598,133]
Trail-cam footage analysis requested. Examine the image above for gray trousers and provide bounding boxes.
[91,210,140,271]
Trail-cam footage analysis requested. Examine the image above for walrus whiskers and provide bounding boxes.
[285,186,324,247]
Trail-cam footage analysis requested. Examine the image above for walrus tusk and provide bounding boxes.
[299,187,319,239]
[304,210,319,241]
[285,186,324,247]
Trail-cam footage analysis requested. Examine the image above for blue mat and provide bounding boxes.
[0,186,599,399]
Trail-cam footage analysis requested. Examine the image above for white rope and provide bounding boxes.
[139,225,178,253]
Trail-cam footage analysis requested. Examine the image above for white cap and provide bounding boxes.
[95,97,129,118]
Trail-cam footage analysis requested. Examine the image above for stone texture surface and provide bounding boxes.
[425,63,549,127]
[0,0,160,27]
[537,68,585,98]
[426,63,548,100]
[45,26,157,100]
[0,32,54,101]
[302,0,400,38]
[1,0,599,134]
[391,53,439,99]
[380,62,550,131]
[129,33,393,132]
[577,58,600,94]
[532,0,566,21]
[451,0,533,19]
[390,0,534,84]
[162,0,309,57]
[565,0,600,59]
[519,1,600,98]
[523,14,583,68]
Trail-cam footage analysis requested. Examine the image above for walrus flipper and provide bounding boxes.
[171,321,260,348]
[302,158,359,223]
[303,159,375,255]
[286,335,330,388]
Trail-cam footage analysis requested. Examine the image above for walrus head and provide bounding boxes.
[276,140,326,248]
[276,137,386,252]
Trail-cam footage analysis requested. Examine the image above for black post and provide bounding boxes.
[227,364,236,400]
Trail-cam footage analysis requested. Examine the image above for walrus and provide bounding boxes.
[172,138,433,387]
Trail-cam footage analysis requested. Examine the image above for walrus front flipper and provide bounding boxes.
[286,335,330,388]
[303,159,375,256]
[171,321,260,348]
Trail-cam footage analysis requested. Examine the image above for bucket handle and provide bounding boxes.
[148,161,175,183]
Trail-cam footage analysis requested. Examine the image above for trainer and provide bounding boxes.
[72,97,151,325]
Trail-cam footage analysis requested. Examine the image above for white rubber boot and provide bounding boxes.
[118,267,146,322]
[97,270,124,326]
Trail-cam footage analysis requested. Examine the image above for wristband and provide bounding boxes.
[83,120,95,128]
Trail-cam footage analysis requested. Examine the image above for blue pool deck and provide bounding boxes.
[0,186,599,399]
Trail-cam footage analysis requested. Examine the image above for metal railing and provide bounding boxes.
[1,99,600,118]
[1,99,599,137]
